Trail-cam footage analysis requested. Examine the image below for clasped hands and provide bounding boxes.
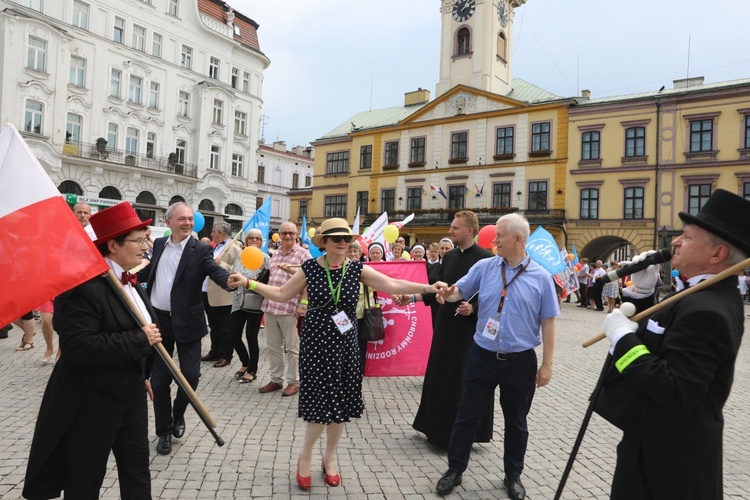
[227,273,247,289]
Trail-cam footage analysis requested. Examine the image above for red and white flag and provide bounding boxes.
[0,123,108,326]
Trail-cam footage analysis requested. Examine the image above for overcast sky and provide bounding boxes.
[231,0,750,149]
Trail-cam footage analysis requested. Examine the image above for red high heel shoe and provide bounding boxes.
[296,459,311,490]
[322,460,341,487]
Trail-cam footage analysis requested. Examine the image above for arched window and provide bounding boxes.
[58,180,83,195]
[169,195,185,205]
[225,203,243,216]
[497,32,507,61]
[99,186,122,200]
[198,199,215,212]
[457,27,471,56]
[136,191,157,205]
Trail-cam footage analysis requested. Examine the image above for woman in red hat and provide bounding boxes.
[23,202,162,500]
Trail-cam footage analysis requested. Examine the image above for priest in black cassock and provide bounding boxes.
[396,211,494,448]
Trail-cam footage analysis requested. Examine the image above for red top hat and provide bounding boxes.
[90,202,152,247]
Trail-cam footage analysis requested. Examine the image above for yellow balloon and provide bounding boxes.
[569,253,575,261]
[271,233,279,242]
[402,251,411,261]
[240,246,264,270]
[383,225,399,243]
[308,227,315,237]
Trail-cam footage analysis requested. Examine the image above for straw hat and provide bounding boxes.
[311,218,359,247]
[91,202,152,247]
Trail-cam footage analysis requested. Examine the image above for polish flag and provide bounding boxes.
[0,123,108,326]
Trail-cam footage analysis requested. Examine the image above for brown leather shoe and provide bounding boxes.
[200,353,219,362]
[282,384,299,397]
[213,358,230,368]
[258,381,283,393]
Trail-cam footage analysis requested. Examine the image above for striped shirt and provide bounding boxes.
[261,244,311,316]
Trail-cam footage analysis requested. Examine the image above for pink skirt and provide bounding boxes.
[35,300,54,314]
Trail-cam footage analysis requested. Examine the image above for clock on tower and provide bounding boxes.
[452,0,476,22]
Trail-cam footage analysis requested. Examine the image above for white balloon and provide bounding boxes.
[619,302,637,318]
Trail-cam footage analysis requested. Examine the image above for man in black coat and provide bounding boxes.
[395,211,494,448]
[24,202,161,499]
[596,189,750,500]
[137,202,231,455]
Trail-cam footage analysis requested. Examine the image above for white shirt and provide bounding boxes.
[150,236,190,311]
[202,239,229,292]
[105,258,152,324]
[84,223,96,240]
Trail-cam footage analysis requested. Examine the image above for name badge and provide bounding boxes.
[482,317,500,340]
[332,310,353,334]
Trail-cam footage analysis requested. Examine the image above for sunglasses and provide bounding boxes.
[328,235,353,243]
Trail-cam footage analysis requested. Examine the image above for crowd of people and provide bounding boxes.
[8,188,750,499]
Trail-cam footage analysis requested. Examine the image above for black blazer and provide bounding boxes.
[139,236,231,343]
[595,276,744,499]
[24,275,155,499]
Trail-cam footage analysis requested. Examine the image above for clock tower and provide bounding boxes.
[436,0,526,97]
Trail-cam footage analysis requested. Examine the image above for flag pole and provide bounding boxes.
[104,270,225,446]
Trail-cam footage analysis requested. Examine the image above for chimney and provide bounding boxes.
[581,89,591,99]
[405,88,430,106]
[673,76,704,89]
[272,140,286,152]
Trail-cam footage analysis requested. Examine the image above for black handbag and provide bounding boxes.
[360,285,385,341]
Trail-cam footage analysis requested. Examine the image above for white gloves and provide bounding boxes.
[602,309,638,352]
[620,250,660,298]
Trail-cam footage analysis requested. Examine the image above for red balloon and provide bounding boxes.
[476,225,496,249]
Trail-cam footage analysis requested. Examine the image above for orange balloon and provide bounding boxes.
[240,246,264,270]
[569,253,575,261]
[625,280,634,287]
[271,233,279,242]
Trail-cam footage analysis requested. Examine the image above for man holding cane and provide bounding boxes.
[596,189,750,500]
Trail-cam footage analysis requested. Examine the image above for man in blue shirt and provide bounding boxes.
[434,213,559,499]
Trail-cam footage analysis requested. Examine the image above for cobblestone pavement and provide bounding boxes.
[1,301,749,499]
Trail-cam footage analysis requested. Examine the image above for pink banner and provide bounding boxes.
[363,261,433,377]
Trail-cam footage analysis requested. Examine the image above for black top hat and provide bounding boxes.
[678,188,750,255]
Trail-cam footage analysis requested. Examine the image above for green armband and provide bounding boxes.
[300,299,309,305]
[615,344,650,373]
[248,280,258,291]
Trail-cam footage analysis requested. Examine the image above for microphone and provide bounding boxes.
[599,249,671,284]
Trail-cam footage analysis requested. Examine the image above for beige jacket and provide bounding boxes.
[207,241,241,307]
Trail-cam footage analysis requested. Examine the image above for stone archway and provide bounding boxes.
[579,235,633,263]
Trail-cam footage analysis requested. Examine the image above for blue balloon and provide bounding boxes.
[194,211,205,233]
[671,269,679,277]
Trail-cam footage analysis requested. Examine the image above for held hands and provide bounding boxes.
[227,272,246,289]
[602,309,638,346]
[621,250,660,297]
[142,323,161,346]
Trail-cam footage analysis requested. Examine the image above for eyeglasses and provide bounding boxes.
[279,231,296,236]
[124,238,149,246]
[247,236,262,240]
[329,235,353,243]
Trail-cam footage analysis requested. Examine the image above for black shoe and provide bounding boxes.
[436,469,462,495]
[503,474,526,500]
[156,435,172,455]
[173,416,185,438]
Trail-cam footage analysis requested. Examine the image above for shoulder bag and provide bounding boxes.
[360,285,385,341]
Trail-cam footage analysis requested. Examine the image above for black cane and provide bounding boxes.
[553,355,611,500]
[104,271,225,446]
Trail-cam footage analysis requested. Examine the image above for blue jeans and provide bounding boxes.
[447,344,537,476]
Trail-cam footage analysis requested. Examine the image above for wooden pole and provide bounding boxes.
[583,257,750,348]
[105,270,224,445]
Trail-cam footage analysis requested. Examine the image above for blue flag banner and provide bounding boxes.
[571,243,580,265]
[300,216,324,258]
[526,227,566,276]
[242,197,272,253]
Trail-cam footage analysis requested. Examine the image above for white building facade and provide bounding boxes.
[0,0,269,236]
[256,140,313,229]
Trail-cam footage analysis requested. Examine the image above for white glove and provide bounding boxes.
[602,309,638,352]
[620,250,660,297]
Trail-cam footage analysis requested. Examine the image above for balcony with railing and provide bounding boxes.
[300,208,566,227]
[61,141,199,178]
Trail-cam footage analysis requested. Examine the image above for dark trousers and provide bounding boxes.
[229,309,263,372]
[611,434,653,500]
[151,309,201,437]
[447,344,537,476]
[62,387,151,499]
[202,293,233,360]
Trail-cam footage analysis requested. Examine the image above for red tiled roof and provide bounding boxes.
[197,0,261,52]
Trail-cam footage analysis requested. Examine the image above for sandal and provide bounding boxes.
[16,342,34,351]
[234,368,248,379]
[238,372,256,384]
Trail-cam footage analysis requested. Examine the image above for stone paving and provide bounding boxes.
[1,301,749,499]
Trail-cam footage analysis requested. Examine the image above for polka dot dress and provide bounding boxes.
[299,258,365,424]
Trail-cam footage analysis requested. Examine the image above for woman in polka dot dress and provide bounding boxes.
[228,218,448,490]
